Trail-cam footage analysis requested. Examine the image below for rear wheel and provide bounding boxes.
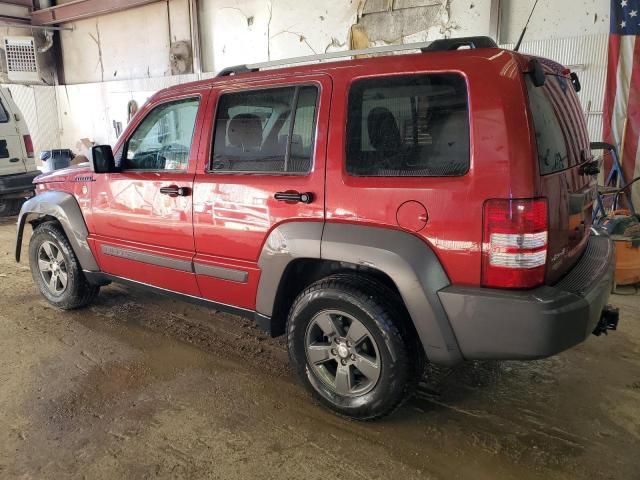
[287,274,421,420]
[28,221,99,309]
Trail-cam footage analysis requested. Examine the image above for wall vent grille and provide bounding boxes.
[4,36,39,83]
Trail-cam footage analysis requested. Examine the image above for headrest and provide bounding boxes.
[367,107,401,154]
[228,113,262,149]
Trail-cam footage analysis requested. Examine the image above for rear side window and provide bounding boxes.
[346,74,469,177]
[526,76,570,175]
[211,85,318,174]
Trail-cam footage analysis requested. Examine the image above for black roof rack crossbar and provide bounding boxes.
[421,36,498,52]
[216,65,259,77]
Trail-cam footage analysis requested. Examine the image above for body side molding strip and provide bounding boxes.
[100,245,250,282]
[193,262,248,283]
[100,244,193,272]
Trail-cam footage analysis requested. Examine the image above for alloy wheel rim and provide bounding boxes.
[37,240,68,296]
[305,309,381,397]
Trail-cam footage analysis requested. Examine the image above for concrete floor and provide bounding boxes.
[0,217,639,480]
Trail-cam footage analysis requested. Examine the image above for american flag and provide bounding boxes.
[603,0,640,210]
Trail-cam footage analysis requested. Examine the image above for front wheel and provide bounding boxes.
[287,274,420,420]
[28,221,99,309]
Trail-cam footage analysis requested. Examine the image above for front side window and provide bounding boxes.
[123,98,199,171]
[346,74,469,177]
[211,85,318,174]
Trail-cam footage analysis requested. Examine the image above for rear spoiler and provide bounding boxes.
[524,56,581,92]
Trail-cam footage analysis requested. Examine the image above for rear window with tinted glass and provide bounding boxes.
[346,73,469,177]
[526,76,570,175]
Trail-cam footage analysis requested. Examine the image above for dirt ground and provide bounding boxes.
[0,217,639,480]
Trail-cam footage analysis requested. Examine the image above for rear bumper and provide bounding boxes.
[0,170,39,198]
[439,230,616,360]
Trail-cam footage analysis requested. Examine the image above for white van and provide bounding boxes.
[0,87,38,216]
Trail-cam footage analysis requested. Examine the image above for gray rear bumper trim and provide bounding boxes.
[439,234,615,360]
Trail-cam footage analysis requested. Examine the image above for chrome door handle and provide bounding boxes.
[274,191,314,204]
[160,185,190,197]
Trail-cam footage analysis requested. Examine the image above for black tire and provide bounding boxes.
[28,221,99,309]
[287,273,422,420]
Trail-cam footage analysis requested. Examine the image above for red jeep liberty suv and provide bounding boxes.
[16,37,618,420]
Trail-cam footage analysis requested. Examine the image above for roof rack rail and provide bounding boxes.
[216,36,499,77]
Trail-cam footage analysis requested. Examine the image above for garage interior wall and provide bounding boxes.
[7,84,60,155]
[1,0,611,155]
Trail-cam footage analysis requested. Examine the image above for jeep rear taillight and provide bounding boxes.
[482,198,548,289]
[23,135,34,158]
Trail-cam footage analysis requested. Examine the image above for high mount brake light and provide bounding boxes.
[482,198,548,289]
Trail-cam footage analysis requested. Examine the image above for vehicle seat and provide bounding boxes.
[227,113,263,154]
[367,107,402,156]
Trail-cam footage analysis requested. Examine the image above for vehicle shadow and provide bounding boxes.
[91,283,542,415]
[415,360,506,405]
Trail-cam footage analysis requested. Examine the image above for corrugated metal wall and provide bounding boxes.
[34,87,61,152]
[501,33,608,143]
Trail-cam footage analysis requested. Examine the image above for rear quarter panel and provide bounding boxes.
[325,50,536,286]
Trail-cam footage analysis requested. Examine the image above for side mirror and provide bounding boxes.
[91,145,118,173]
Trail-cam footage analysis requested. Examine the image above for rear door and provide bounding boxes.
[526,72,594,283]
[192,75,330,310]
[0,90,27,176]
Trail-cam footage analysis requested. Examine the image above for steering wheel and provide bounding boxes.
[157,143,189,168]
[211,156,231,171]
[159,143,188,156]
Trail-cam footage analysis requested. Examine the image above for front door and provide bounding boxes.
[91,93,208,296]
[192,75,331,310]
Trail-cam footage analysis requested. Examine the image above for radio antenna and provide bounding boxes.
[514,0,540,52]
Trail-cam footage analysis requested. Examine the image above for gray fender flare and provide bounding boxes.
[15,190,99,271]
[256,221,463,366]
[321,223,462,366]
[256,221,324,317]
